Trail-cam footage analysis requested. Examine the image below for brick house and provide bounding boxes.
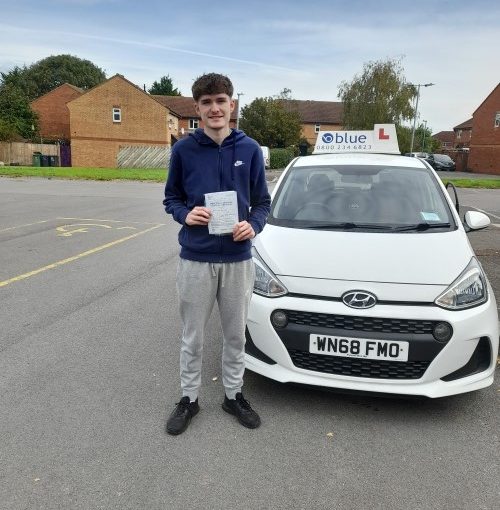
[67,74,178,167]
[152,95,238,136]
[31,83,83,141]
[281,100,344,146]
[432,131,455,150]
[453,118,473,149]
[468,83,500,175]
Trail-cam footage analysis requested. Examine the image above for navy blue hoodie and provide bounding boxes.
[163,128,271,262]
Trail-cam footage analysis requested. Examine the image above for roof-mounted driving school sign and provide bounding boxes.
[313,124,400,155]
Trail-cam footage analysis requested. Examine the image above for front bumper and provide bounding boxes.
[246,289,499,398]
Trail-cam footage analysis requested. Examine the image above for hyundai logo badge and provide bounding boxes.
[342,291,377,309]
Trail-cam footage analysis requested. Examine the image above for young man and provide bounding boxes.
[163,73,271,435]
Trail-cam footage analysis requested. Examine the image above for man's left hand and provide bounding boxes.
[233,221,255,242]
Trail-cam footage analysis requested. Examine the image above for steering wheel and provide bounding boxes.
[294,202,333,220]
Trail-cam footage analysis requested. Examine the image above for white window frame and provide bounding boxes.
[189,118,199,130]
[314,123,321,133]
[495,112,500,128]
[456,129,461,139]
[112,107,121,123]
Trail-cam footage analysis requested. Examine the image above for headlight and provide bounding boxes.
[435,257,488,310]
[252,247,288,298]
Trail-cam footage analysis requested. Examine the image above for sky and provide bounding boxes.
[1,0,499,134]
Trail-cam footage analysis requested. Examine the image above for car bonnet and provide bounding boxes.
[254,225,473,286]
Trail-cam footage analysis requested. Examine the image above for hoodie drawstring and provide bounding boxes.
[231,136,236,182]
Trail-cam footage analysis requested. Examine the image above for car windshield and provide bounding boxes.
[269,164,455,232]
[433,154,453,163]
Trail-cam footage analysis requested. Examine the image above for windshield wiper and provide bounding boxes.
[392,222,451,232]
[307,222,392,230]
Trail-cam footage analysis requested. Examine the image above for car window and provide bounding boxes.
[270,164,456,231]
[433,154,453,162]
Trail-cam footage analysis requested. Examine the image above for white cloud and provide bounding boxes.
[1,1,499,133]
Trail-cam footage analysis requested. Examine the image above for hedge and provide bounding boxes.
[270,148,295,169]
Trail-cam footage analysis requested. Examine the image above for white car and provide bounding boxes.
[246,126,498,398]
[261,146,270,169]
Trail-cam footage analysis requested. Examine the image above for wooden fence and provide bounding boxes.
[117,145,170,169]
[0,142,59,166]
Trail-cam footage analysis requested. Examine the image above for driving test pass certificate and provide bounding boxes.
[204,190,239,235]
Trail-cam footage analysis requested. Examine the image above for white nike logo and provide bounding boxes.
[234,160,244,167]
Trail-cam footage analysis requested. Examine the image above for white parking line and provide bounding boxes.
[59,217,167,225]
[0,220,51,233]
[469,207,500,221]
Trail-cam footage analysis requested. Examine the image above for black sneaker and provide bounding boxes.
[166,397,199,435]
[222,393,261,429]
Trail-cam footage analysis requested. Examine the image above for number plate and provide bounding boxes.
[309,334,409,362]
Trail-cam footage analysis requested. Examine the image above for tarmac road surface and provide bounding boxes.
[0,177,499,510]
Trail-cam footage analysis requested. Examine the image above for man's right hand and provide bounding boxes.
[185,206,212,226]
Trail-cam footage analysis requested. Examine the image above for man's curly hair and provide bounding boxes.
[192,73,234,101]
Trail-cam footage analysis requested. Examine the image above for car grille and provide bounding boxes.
[289,349,429,379]
[284,310,436,335]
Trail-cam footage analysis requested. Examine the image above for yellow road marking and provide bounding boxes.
[0,220,51,233]
[56,223,113,237]
[0,224,163,289]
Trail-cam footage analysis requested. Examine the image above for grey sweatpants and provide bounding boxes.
[176,258,255,401]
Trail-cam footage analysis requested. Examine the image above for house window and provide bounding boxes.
[113,107,121,123]
[314,123,321,133]
[456,129,461,139]
[189,118,199,130]
[495,112,500,128]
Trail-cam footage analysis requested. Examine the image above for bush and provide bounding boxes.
[270,148,295,169]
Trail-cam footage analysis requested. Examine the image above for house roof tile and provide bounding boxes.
[453,118,473,130]
[67,74,176,115]
[30,82,84,104]
[432,131,455,143]
[152,95,238,121]
[280,99,343,124]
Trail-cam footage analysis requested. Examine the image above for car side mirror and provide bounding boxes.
[464,211,490,231]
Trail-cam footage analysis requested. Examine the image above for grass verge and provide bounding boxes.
[1,167,499,188]
[442,179,500,189]
[0,166,167,182]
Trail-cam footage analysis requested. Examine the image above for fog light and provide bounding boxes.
[271,310,288,328]
[433,322,453,342]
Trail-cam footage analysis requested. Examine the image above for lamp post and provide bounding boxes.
[236,92,244,130]
[409,83,434,154]
[421,119,427,152]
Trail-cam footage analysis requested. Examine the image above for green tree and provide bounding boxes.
[0,119,17,142]
[148,75,181,96]
[0,54,106,100]
[338,58,416,130]
[240,93,302,148]
[396,123,438,154]
[0,84,39,141]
